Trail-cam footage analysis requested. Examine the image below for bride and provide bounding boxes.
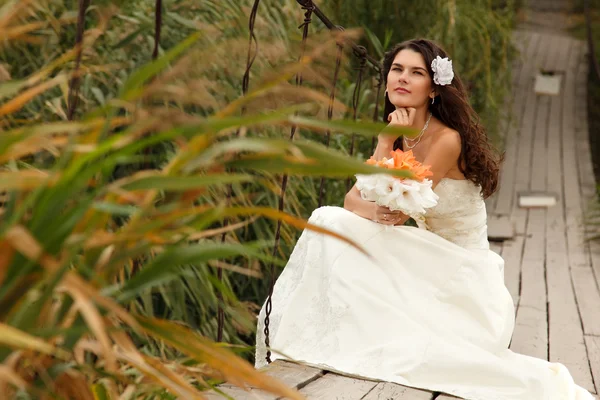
[255,39,593,399]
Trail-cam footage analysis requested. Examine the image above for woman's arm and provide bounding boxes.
[344,134,410,226]
[344,108,423,226]
[344,185,411,226]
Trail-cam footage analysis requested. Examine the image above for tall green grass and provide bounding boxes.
[0,0,519,379]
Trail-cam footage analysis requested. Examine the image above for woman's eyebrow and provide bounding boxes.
[391,62,428,72]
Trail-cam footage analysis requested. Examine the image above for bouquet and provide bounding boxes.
[355,149,439,217]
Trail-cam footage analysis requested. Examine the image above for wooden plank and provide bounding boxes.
[204,361,324,400]
[547,242,595,391]
[489,241,503,256]
[563,41,588,270]
[585,335,600,395]
[513,31,545,235]
[590,240,600,333]
[361,382,433,400]
[204,385,276,400]
[543,34,595,393]
[510,31,551,360]
[574,39,595,205]
[262,361,324,389]
[299,374,377,399]
[529,94,550,193]
[485,30,528,216]
[488,215,514,241]
[510,210,547,360]
[502,236,525,305]
[495,31,542,218]
[572,268,600,336]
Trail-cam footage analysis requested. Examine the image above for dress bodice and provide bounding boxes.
[422,178,489,250]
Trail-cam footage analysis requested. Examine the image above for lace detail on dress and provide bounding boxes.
[255,207,351,367]
[424,179,489,250]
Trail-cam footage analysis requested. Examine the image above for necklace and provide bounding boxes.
[403,112,432,149]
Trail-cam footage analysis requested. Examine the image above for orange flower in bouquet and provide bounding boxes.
[365,149,434,182]
[357,149,439,215]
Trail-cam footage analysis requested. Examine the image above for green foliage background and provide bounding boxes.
[0,0,519,364]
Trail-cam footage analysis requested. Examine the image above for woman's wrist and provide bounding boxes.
[377,134,397,147]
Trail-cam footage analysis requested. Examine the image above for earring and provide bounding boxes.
[431,97,435,105]
[385,89,388,96]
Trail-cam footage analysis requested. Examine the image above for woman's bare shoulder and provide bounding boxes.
[431,126,461,153]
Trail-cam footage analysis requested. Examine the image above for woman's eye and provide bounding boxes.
[414,71,423,75]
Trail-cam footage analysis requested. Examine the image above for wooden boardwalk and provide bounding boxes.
[205,22,600,400]
[485,29,599,396]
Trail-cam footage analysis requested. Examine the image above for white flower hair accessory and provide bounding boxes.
[431,56,454,86]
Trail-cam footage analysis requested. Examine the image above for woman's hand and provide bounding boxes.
[387,107,417,127]
[372,204,406,226]
[378,107,417,146]
[344,186,409,226]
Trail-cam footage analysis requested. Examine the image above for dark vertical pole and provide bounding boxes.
[346,48,367,192]
[318,43,344,208]
[584,0,600,81]
[371,69,384,154]
[152,0,163,60]
[67,0,90,121]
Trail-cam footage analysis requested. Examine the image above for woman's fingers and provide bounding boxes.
[375,206,403,224]
[407,107,417,125]
[388,108,419,127]
[398,108,408,125]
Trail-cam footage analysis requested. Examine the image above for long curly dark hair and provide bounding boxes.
[382,39,502,198]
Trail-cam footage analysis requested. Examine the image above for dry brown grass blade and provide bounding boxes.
[186,216,258,241]
[4,225,62,272]
[137,317,305,400]
[0,323,69,359]
[0,0,35,30]
[0,364,28,392]
[3,136,69,161]
[73,338,102,365]
[64,273,141,332]
[0,240,14,286]
[111,331,206,399]
[0,170,55,190]
[238,84,347,117]
[63,284,118,372]
[51,370,95,400]
[27,48,78,86]
[1,21,46,41]
[0,74,67,117]
[207,260,262,278]
[233,206,370,257]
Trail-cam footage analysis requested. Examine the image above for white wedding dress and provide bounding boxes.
[255,178,594,400]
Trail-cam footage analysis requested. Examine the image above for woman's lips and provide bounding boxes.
[394,87,411,94]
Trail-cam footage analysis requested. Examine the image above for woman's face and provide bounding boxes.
[386,49,434,109]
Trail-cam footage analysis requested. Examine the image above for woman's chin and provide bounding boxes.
[389,97,419,109]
